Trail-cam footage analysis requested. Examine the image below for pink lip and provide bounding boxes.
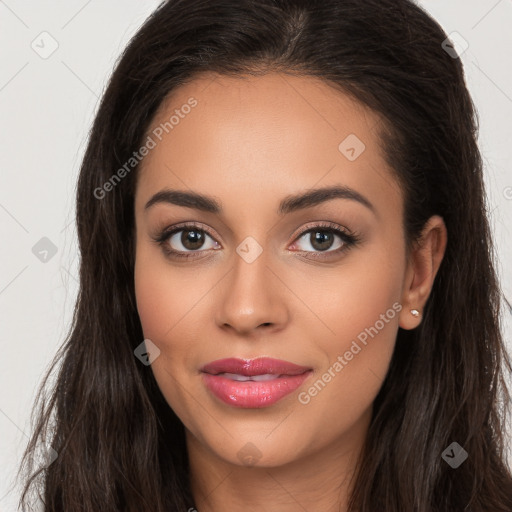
[201,357,311,376]
[200,357,312,408]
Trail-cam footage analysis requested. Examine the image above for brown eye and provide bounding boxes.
[179,229,207,250]
[308,231,336,251]
[154,223,221,259]
[165,228,219,253]
[289,222,361,259]
[294,228,346,253]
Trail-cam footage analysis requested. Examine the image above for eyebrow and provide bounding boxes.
[144,185,376,215]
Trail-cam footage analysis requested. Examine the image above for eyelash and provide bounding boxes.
[152,221,361,261]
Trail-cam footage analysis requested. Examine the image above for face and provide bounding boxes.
[134,72,410,468]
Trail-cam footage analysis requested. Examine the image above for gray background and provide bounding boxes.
[1,1,511,510]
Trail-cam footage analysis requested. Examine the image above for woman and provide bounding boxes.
[19,0,512,510]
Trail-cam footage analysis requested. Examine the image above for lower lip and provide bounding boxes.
[201,371,312,408]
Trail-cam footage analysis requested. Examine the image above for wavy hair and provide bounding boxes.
[18,0,512,510]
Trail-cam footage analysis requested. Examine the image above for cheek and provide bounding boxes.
[295,243,404,349]
[134,248,203,424]
[295,249,404,432]
[133,242,210,383]
[134,265,174,341]
[134,243,198,341]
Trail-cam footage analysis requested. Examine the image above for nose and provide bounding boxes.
[215,246,289,336]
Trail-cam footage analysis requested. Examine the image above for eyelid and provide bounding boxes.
[154,221,218,242]
[290,220,356,242]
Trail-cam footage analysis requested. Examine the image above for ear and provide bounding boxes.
[399,215,447,330]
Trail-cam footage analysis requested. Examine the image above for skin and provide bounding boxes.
[133,72,447,512]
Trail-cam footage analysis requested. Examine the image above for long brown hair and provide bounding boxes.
[18,0,512,510]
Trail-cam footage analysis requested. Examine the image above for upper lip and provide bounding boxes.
[201,357,312,377]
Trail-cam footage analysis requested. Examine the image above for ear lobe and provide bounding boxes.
[399,215,447,330]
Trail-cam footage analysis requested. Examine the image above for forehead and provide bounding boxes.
[135,72,401,217]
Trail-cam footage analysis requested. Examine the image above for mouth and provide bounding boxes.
[201,356,312,377]
[213,372,294,381]
[200,357,313,408]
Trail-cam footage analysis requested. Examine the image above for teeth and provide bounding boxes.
[221,373,280,382]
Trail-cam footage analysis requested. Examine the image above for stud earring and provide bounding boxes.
[410,309,420,317]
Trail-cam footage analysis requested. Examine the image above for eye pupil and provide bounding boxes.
[182,229,204,250]
[311,231,334,251]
